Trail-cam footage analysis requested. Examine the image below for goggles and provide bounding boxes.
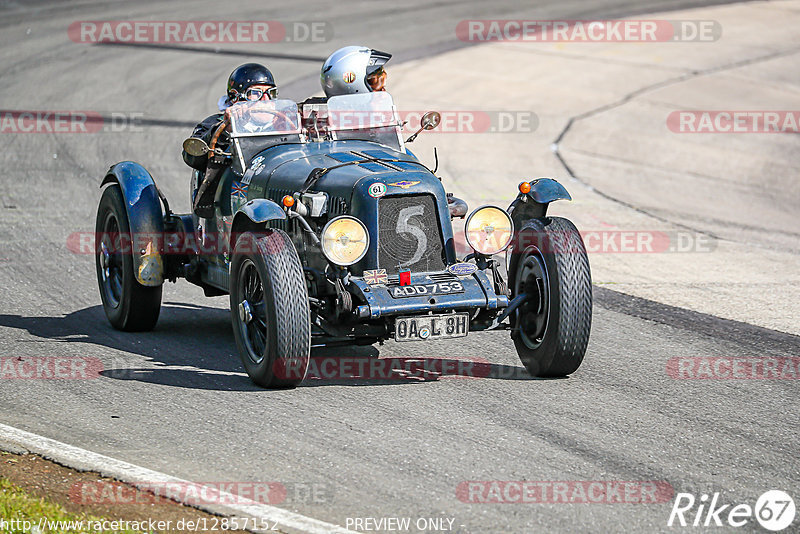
[238,86,278,102]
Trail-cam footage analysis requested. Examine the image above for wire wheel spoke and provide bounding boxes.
[238,259,269,364]
[251,301,266,327]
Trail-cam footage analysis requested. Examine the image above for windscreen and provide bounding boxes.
[228,99,302,137]
[327,92,400,129]
[326,92,403,150]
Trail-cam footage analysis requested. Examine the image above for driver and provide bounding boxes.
[320,46,391,97]
[183,63,277,217]
[182,63,278,172]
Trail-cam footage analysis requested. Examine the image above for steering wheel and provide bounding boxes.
[209,117,231,156]
[228,108,299,133]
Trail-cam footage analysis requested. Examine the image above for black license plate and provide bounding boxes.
[395,313,469,342]
[388,281,465,299]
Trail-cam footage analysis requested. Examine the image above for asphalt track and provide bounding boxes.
[0,1,798,533]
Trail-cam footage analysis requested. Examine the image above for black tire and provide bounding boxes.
[509,217,592,377]
[230,230,310,388]
[95,184,162,331]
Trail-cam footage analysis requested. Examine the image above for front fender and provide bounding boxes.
[234,198,286,225]
[101,161,164,286]
[507,178,571,225]
[230,199,287,245]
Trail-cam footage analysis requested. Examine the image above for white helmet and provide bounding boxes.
[320,46,391,98]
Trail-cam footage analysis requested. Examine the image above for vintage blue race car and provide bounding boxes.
[95,92,592,388]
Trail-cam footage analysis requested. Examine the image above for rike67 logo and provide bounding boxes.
[668,490,795,531]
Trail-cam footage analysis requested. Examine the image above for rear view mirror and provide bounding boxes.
[421,111,441,130]
[406,111,441,143]
[183,137,209,157]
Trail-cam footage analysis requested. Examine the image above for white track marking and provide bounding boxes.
[0,423,355,534]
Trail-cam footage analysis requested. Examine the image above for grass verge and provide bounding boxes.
[0,476,141,533]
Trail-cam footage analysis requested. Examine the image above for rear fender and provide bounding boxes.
[101,161,165,286]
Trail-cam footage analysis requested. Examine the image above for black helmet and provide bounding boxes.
[226,63,276,103]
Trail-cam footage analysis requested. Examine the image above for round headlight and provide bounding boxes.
[465,206,514,255]
[321,216,369,266]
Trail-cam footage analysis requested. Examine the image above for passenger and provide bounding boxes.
[320,46,391,97]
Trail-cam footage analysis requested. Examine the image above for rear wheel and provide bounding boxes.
[230,230,310,388]
[509,217,592,377]
[95,185,162,331]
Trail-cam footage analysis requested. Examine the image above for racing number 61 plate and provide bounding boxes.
[395,313,469,342]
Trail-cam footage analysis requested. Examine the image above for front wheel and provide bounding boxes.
[509,217,592,377]
[230,230,311,388]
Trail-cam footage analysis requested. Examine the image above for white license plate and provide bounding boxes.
[389,281,465,298]
[395,313,469,342]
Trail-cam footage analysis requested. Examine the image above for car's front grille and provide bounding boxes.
[428,272,458,282]
[328,196,348,216]
[266,188,293,232]
[377,194,446,274]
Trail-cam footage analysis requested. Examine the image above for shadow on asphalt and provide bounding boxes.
[0,303,539,391]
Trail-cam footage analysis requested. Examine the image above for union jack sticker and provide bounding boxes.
[231,181,248,201]
[362,269,388,286]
